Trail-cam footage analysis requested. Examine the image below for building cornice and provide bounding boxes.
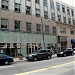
[56,21,75,30]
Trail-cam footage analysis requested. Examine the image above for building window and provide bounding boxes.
[58,15,61,21]
[43,0,47,7]
[67,7,70,15]
[45,25,49,34]
[73,20,75,25]
[26,22,32,32]
[27,0,31,1]
[71,9,74,16]
[35,8,40,17]
[1,0,9,10]
[53,27,56,34]
[71,30,74,35]
[51,13,55,21]
[50,0,54,9]
[36,24,41,33]
[56,2,60,11]
[15,3,21,13]
[0,43,6,48]
[62,5,65,13]
[44,11,48,19]
[68,18,71,24]
[63,17,66,23]
[26,6,31,15]
[1,18,8,29]
[35,0,39,4]
[14,20,20,29]
[60,27,66,34]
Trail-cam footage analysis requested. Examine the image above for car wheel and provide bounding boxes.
[71,52,74,56]
[33,57,37,61]
[57,55,59,57]
[64,54,66,57]
[5,61,9,65]
[47,55,51,59]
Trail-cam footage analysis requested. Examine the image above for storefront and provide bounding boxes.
[26,43,57,54]
[0,30,57,57]
[0,30,21,57]
[57,36,67,50]
[0,43,20,57]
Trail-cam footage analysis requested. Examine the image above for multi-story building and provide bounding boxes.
[0,0,75,57]
[54,0,75,50]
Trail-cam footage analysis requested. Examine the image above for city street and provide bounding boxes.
[0,0,75,75]
[0,55,75,75]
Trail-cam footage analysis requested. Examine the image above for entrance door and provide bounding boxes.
[6,48,10,56]
[26,43,38,54]
[61,41,67,50]
[32,45,37,53]
[5,48,17,57]
[27,43,31,54]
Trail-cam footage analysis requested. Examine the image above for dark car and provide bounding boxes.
[26,49,52,61]
[0,54,14,65]
[73,48,75,54]
[57,48,74,57]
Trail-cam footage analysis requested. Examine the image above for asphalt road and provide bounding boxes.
[0,55,75,75]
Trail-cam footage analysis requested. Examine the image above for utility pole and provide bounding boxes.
[41,17,45,49]
[41,17,50,49]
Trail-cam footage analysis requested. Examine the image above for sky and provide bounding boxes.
[59,0,75,7]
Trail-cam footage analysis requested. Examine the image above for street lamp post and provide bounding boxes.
[41,17,50,49]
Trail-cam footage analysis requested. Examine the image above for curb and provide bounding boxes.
[14,54,57,62]
[14,58,27,62]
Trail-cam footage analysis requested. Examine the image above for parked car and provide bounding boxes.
[73,48,75,54]
[0,54,14,65]
[26,49,52,61]
[57,48,74,57]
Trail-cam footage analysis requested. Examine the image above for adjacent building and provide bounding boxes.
[0,0,75,57]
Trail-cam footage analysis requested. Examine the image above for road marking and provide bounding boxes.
[15,61,75,75]
[0,65,14,69]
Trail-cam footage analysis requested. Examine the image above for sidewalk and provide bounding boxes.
[14,57,26,62]
[14,54,57,62]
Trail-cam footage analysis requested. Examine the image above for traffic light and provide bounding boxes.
[57,36,60,43]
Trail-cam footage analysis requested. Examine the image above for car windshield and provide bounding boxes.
[32,50,38,53]
[73,49,75,51]
[67,49,72,51]
[60,49,66,52]
[0,54,4,56]
[0,54,7,58]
